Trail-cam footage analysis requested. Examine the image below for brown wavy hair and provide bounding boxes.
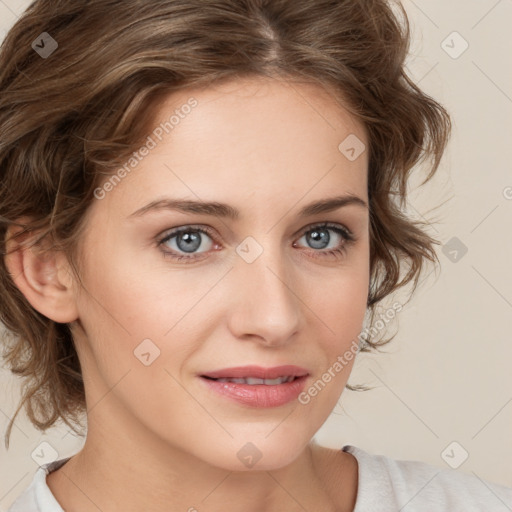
[0,0,450,448]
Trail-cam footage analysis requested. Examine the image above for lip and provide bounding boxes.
[199,375,308,408]
[200,365,309,380]
[198,365,309,408]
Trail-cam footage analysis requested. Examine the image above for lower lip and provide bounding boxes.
[199,375,308,408]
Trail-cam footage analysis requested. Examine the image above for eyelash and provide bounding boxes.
[156,222,356,263]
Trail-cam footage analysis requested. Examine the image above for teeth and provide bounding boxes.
[214,376,296,385]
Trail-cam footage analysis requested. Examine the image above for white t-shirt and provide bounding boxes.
[7,444,512,511]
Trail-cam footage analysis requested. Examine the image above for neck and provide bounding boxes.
[47,413,357,512]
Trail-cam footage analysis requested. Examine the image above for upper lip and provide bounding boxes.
[200,365,309,380]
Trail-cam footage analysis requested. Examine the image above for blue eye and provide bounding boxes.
[157,222,355,263]
[294,223,354,257]
[158,225,216,262]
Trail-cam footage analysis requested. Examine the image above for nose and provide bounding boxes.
[226,243,302,347]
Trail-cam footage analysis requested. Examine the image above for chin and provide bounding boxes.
[189,429,312,472]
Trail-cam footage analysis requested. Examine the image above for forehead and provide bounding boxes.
[152,76,366,153]
[98,76,368,216]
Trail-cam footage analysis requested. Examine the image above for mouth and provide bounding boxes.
[199,364,309,382]
[201,375,300,385]
[198,365,309,407]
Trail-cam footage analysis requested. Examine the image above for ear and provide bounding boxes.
[4,222,79,324]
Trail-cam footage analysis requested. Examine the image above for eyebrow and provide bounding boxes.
[128,194,368,220]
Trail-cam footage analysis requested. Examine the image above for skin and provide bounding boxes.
[6,76,370,512]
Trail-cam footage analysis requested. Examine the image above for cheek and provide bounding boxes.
[73,246,216,383]
[308,264,369,341]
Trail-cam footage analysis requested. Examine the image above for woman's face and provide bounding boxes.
[70,76,370,471]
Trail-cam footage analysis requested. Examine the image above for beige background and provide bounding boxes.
[1,0,511,508]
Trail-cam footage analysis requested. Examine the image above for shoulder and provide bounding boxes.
[7,458,69,512]
[343,445,512,512]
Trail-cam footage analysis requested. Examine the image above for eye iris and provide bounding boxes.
[177,231,202,253]
[308,228,330,249]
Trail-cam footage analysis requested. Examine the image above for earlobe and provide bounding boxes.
[4,225,79,324]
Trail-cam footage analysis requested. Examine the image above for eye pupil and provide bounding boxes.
[308,228,330,249]
[177,231,201,253]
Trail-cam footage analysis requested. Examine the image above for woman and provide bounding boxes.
[1,1,510,511]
